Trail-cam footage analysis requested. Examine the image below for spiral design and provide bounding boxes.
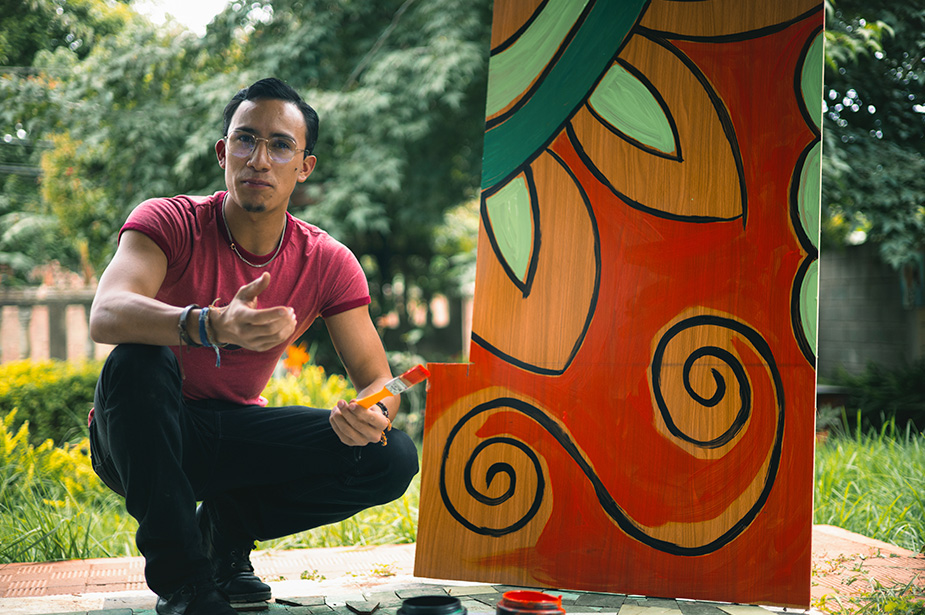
[439,399,548,537]
[651,315,781,454]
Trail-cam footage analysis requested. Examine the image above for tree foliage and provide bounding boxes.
[1,0,490,361]
[823,0,925,268]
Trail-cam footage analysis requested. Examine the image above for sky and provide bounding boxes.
[133,0,232,36]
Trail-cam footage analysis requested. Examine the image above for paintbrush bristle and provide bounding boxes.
[399,364,431,386]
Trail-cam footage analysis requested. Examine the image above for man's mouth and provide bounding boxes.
[242,178,273,188]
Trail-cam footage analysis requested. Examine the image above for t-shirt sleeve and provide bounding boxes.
[320,243,371,318]
[120,198,192,265]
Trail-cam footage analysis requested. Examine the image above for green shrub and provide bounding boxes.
[0,359,102,445]
[267,344,427,442]
[0,410,137,563]
[262,358,357,409]
[833,360,925,432]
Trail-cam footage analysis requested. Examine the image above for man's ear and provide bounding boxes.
[298,155,317,183]
[216,139,227,169]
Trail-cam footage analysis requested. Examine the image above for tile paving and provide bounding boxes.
[0,526,921,615]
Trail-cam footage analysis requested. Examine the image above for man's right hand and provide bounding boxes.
[209,273,297,351]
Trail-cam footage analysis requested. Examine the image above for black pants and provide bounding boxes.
[89,344,419,595]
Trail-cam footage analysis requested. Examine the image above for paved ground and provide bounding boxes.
[0,526,921,615]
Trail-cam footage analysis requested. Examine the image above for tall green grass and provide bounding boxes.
[814,414,925,553]
[259,472,419,551]
[3,367,923,564]
[0,411,137,563]
[0,354,419,563]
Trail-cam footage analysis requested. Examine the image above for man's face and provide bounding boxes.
[216,98,316,214]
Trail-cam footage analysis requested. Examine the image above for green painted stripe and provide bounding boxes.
[589,62,676,155]
[481,0,649,191]
[486,0,590,118]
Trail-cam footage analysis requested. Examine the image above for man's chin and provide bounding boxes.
[241,202,266,213]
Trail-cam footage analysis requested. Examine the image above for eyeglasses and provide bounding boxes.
[224,131,308,164]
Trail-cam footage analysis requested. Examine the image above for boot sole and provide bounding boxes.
[227,590,272,603]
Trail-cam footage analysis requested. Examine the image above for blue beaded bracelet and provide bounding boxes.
[199,306,221,367]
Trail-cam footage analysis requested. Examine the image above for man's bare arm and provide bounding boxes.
[89,230,182,346]
[325,306,397,446]
[90,230,296,351]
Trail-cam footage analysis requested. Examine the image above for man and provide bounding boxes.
[88,78,419,615]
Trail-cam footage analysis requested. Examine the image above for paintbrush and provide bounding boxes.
[355,364,431,408]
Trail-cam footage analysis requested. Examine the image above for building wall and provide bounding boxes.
[817,242,920,380]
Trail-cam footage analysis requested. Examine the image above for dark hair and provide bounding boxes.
[222,77,319,155]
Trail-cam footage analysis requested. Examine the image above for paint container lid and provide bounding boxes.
[496,591,565,615]
[398,595,468,615]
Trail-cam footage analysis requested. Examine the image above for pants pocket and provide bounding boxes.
[89,420,126,497]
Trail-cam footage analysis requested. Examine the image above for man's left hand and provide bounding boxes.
[329,400,391,446]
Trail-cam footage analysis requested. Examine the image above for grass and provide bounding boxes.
[814,414,925,553]
[815,578,925,615]
[0,486,137,563]
[0,412,138,564]
[258,469,420,551]
[3,406,923,572]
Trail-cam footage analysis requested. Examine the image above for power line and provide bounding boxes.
[0,164,43,176]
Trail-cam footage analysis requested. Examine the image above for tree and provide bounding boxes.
[822,0,925,268]
[0,0,134,284]
[0,0,132,66]
[3,0,492,364]
[203,0,491,345]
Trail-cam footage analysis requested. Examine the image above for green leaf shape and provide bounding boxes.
[800,259,819,357]
[484,175,533,282]
[798,140,822,249]
[801,31,824,130]
[481,0,649,190]
[589,62,676,156]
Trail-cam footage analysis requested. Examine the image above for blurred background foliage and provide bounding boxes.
[1,0,490,369]
[822,1,925,268]
[2,0,925,367]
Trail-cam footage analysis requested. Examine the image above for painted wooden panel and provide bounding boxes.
[416,0,822,608]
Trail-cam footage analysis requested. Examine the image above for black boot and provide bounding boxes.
[155,583,236,615]
[197,502,272,603]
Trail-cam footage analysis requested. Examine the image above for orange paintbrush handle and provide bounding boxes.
[355,364,431,408]
[355,388,392,409]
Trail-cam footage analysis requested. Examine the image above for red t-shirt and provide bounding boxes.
[121,191,370,405]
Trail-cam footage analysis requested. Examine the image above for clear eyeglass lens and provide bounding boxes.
[228,134,297,163]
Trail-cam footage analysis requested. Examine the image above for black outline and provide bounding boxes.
[490,0,551,56]
[656,343,751,449]
[566,32,747,225]
[789,139,821,257]
[441,360,784,556]
[480,166,541,298]
[472,149,601,377]
[794,25,824,137]
[486,0,597,130]
[441,406,546,537]
[636,4,822,44]
[481,0,652,193]
[791,256,818,368]
[585,57,683,162]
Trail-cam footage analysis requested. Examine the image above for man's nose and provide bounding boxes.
[247,139,272,169]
